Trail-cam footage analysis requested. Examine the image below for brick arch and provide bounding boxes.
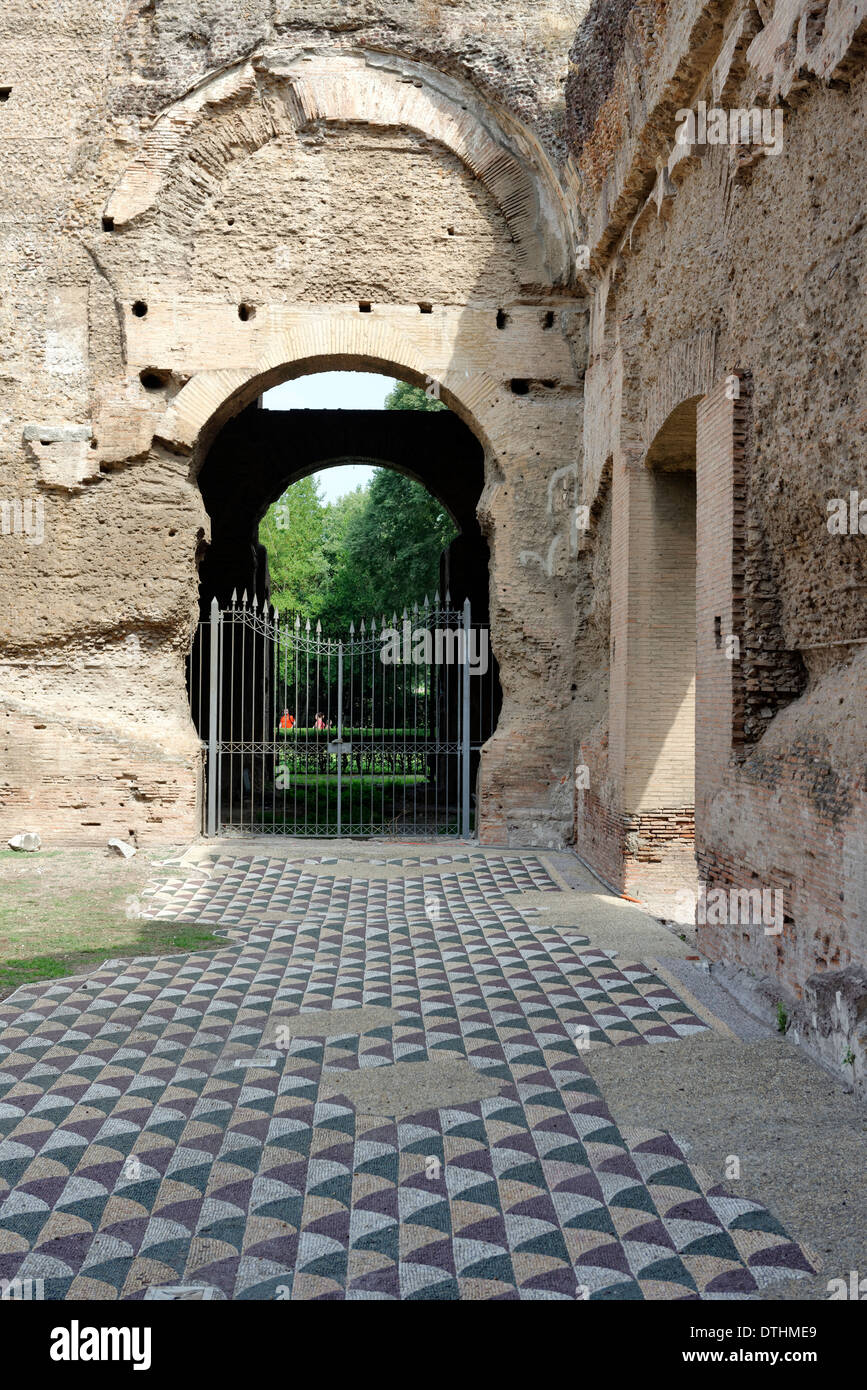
[641,329,720,457]
[104,49,576,290]
[158,315,513,467]
[644,395,702,471]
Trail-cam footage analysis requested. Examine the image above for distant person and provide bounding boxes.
[314,712,325,730]
[279,709,295,730]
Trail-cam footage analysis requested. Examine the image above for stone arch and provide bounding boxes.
[177,339,507,697]
[269,454,464,529]
[642,330,719,458]
[644,396,701,471]
[104,49,577,290]
[190,365,505,842]
[157,315,512,467]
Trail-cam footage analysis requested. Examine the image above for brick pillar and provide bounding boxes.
[695,378,745,833]
[608,448,636,805]
[606,445,697,893]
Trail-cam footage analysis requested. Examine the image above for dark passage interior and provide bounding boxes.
[197,403,492,623]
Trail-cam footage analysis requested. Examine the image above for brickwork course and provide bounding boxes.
[0,3,865,1114]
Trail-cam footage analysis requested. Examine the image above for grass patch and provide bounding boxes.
[0,852,224,1000]
[0,922,224,1000]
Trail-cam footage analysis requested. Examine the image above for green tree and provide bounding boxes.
[259,473,326,616]
[315,484,375,627]
[317,469,455,628]
[383,379,447,412]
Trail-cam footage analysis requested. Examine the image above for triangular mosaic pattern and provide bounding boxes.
[0,854,814,1299]
[228,854,564,886]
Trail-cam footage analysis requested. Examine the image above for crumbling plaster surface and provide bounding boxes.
[103,48,579,289]
[110,0,594,179]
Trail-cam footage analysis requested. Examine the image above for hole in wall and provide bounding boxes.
[0,87,11,102]
[102,215,114,232]
[542,310,555,329]
[418,302,433,314]
[140,368,169,391]
[358,301,372,313]
[714,616,722,649]
[510,379,530,395]
[238,302,255,321]
[131,300,148,318]
[496,309,509,330]
[446,226,455,236]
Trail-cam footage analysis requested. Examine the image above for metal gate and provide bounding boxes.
[188,593,496,837]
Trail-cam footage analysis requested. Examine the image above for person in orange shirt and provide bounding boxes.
[279,709,295,730]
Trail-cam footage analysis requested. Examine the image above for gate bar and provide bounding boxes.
[207,596,221,837]
[337,640,344,837]
[462,597,471,838]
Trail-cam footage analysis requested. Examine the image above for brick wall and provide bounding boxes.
[695,378,741,824]
[0,710,201,846]
[696,749,865,995]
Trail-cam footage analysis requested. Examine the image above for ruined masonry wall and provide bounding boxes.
[573,0,867,993]
[0,1,585,847]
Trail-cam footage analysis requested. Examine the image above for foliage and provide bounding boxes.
[383,379,447,413]
[259,474,326,615]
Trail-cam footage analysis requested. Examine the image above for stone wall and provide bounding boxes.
[571,0,867,995]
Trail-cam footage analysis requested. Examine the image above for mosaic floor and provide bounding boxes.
[0,851,814,1300]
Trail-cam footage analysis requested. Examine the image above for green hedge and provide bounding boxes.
[277,726,429,739]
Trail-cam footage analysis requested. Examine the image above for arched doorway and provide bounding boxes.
[604,395,700,901]
[633,397,698,821]
[188,370,501,836]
